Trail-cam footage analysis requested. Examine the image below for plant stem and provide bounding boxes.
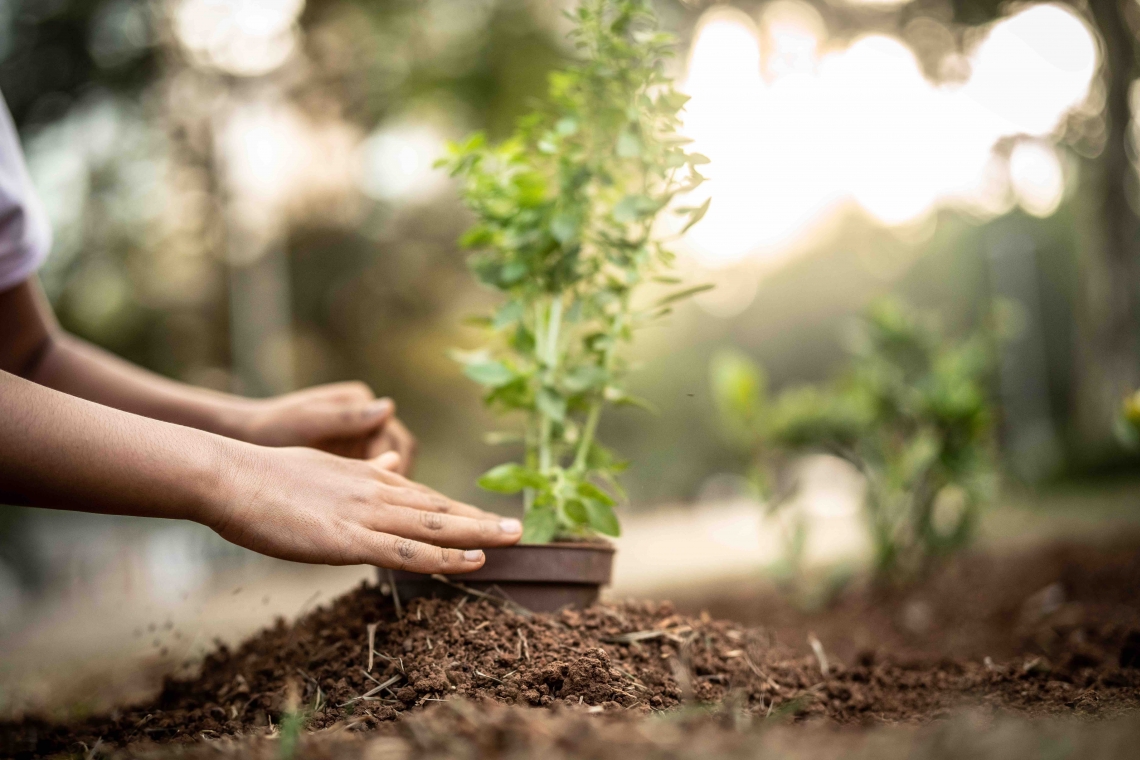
[573,302,625,470]
[538,296,563,474]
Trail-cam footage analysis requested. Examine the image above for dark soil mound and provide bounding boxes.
[683,534,1140,666]
[5,554,1140,758]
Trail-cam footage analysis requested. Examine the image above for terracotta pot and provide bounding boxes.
[383,542,615,613]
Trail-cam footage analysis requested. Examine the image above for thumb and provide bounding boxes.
[306,397,394,440]
[372,451,402,472]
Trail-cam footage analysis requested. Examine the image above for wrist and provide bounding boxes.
[189,433,258,531]
[208,396,266,444]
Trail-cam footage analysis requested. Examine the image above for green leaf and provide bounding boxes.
[536,387,567,422]
[522,507,558,544]
[655,283,714,308]
[680,197,711,234]
[563,499,589,524]
[577,481,615,507]
[710,349,765,427]
[551,213,578,246]
[463,360,515,388]
[562,364,607,393]
[584,499,621,537]
[613,194,659,223]
[500,261,527,285]
[687,153,711,165]
[604,387,659,414]
[478,463,547,494]
[492,301,524,330]
[459,225,494,248]
[616,132,642,158]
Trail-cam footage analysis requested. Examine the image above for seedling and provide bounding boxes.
[711,300,996,583]
[441,0,710,543]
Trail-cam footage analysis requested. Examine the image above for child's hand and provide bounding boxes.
[235,382,417,473]
[205,444,521,572]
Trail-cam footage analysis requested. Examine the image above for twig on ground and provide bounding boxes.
[339,675,402,706]
[601,627,692,645]
[474,670,504,684]
[386,570,402,619]
[366,623,379,672]
[808,633,829,676]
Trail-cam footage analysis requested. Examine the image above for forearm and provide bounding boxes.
[0,277,255,438]
[32,332,254,439]
[0,369,236,522]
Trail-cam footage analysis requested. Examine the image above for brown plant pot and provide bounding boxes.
[383,542,615,613]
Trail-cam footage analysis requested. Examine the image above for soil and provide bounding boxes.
[677,533,1140,667]
[3,535,1140,758]
[120,702,1140,760]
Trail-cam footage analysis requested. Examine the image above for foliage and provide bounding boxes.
[711,300,997,583]
[1115,390,1140,449]
[440,0,710,543]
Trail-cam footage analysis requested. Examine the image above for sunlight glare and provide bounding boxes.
[356,125,449,203]
[1009,140,1065,217]
[174,0,304,77]
[678,3,1098,268]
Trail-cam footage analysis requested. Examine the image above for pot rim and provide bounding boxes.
[387,540,615,584]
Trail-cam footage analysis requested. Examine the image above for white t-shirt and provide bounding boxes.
[0,91,51,293]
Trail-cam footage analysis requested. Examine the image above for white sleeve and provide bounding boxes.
[0,90,52,293]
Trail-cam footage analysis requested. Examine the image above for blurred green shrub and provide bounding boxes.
[711,300,998,584]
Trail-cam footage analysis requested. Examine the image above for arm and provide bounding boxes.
[0,278,416,468]
[0,369,521,570]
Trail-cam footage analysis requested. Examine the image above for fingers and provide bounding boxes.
[366,464,498,520]
[366,419,416,475]
[374,451,401,471]
[356,532,489,574]
[302,397,394,441]
[309,381,374,403]
[387,419,416,474]
[364,505,521,550]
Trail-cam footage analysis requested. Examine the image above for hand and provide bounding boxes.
[206,445,522,572]
[235,382,417,474]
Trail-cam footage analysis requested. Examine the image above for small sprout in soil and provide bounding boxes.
[441,0,710,542]
[277,680,309,760]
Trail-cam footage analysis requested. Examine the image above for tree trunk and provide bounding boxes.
[1072,0,1140,461]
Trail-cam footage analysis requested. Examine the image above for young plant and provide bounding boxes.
[440,0,710,543]
[711,300,997,583]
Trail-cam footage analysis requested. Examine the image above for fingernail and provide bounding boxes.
[463,550,484,562]
[368,399,393,416]
[499,519,522,534]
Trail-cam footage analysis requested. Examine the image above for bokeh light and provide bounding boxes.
[173,0,304,76]
[1008,140,1066,217]
[355,124,449,204]
[678,3,1098,268]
